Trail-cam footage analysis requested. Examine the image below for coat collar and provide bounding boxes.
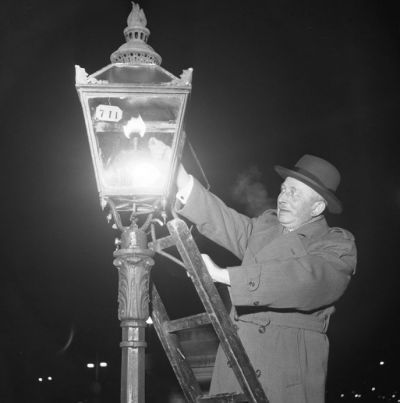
[281,215,329,239]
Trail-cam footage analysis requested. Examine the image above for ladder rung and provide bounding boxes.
[197,393,248,402]
[149,234,175,252]
[164,313,211,333]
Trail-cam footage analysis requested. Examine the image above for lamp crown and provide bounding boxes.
[110,2,162,65]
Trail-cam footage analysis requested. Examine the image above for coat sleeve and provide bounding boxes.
[228,228,357,311]
[177,178,255,259]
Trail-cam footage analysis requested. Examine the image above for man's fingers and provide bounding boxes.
[201,254,211,266]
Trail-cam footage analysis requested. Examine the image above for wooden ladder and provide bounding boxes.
[150,218,269,403]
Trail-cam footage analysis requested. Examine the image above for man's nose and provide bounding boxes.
[278,192,287,203]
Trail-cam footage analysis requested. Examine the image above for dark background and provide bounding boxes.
[1,1,399,402]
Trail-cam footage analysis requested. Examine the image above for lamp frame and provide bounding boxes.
[76,63,191,210]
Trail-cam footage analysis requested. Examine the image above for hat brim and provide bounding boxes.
[274,165,343,214]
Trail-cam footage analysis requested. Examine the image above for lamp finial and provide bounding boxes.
[127,2,147,28]
[110,3,162,65]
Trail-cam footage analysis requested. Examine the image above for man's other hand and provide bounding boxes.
[201,254,231,285]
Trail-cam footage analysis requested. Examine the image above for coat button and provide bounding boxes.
[255,369,262,378]
[258,326,266,334]
[227,360,232,368]
[233,324,239,332]
[253,301,260,306]
[249,281,255,287]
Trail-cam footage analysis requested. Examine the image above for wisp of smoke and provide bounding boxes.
[231,166,274,217]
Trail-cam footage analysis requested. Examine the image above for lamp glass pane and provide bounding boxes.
[87,94,184,196]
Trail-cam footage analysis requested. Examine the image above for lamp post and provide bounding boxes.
[75,4,192,402]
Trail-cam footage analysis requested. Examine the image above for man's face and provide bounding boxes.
[277,177,323,230]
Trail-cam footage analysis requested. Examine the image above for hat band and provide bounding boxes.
[294,167,333,192]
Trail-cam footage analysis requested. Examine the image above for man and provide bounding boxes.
[175,154,357,403]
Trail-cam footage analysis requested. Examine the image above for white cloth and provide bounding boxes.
[176,174,194,204]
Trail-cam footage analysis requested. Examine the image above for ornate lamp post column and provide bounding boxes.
[75,4,192,402]
[113,221,154,402]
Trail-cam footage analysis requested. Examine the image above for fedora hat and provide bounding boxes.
[274,154,342,214]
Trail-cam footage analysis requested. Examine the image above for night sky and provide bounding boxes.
[1,1,399,402]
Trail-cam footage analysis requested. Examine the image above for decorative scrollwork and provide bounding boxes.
[75,65,108,85]
[167,68,193,86]
[115,256,154,320]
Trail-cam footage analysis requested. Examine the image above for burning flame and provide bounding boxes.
[123,115,146,138]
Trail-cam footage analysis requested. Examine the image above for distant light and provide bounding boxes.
[87,363,95,368]
[99,362,108,368]
[47,376,52,381]
[379,360,385,366]
[340,393,345,398]
[38,377,43,382]
[371,387,376,391]
[393,395,396,398]
[146,316,153,325]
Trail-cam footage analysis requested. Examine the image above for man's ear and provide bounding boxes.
[312,200,326,217]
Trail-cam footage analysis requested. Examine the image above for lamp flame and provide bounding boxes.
[124,115,146,138]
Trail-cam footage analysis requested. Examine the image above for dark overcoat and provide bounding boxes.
[178,179,357,403]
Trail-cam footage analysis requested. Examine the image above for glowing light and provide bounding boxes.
[371,387,376,391]
[131,162,160,187]
[340,393,344,398]
[379,360,385,366]
[47,376,52,381]
[38,378,43,382]
[102,153,167,190]
[124,115,146,138]
[87,363,95,368]
[146,316,153,325]
[99,362,108,368]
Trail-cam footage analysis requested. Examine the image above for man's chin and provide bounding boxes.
[278,213,294,225]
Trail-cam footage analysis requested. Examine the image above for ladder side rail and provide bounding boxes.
[151,284,203,402]
[167,219,269,403]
